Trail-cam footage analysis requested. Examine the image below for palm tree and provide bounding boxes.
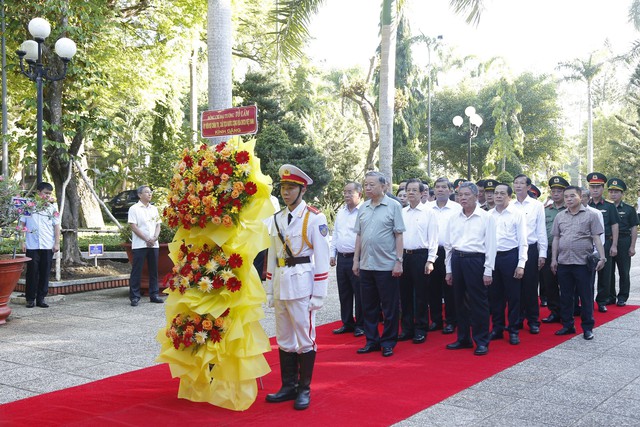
[269,0,484,181]
[557,53,607,173]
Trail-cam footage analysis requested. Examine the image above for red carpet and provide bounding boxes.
[1,304,636,427]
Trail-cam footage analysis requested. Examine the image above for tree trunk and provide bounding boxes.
[207,0,232,144]
[378,0,397,182]
[76,146,104,228]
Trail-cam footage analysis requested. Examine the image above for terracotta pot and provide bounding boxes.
[0,256,31,325]
[123,243,173,296]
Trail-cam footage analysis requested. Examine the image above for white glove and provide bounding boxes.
[308,295,324,311]
[267,293,274,308]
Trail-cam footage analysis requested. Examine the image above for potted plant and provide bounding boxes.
[0,176,31,324]
[119,222,176,295]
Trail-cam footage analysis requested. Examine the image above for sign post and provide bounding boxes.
[88,243,104,268]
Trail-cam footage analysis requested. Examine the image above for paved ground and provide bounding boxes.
[1,245,639,426]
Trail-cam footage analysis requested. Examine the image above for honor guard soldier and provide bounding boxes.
[528,184,541,200]
[265,164,330,410]
[607,178,638,306]
[541,175,569,324]
[453,178,465,203]
[587,172,620,313]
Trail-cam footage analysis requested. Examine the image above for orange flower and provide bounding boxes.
[222,215,233,227]
[220,173,229,182]
[214,317,224,328]
[185,325,195,334]
[192,314,202,325]
[202,319,213,331]
[233,182,244,192]
[231,190,240,199]
[212,216,222,225]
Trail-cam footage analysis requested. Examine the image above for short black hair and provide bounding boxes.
[513,174,532,186]
[495,183,513,196]
[406,178,424,193]
[37,182,53,192]
[564,185,582,196]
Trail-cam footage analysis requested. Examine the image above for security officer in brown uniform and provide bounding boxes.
[587,172,620,313]
[607,178,638,306]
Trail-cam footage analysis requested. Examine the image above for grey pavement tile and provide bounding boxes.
[571,356,640,382]
[532,383,608,409]
[554,371,628,396]
[11,371,92,394]
[496,362,563,384]
[539,347,600,364]
[496,397,586,425]
[70,361,143,380]
[0,384,37,404]
[595,396,640,419]
[0,366,53,386]
[40,354,103,373]
[469,376,543,399]
[615,382,640,401]
[394,403,486,426]
[572,411,640,427]
[471,414,554,427]
[443,388,518,413]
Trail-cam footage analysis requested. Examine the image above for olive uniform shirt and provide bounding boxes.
[588,199,620,238]
[616,201,639,235]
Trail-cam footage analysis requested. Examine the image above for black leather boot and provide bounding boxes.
[266,349,298,403]
[294,350,316,410]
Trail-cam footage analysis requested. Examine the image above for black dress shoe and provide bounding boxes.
[509,333,520,345]
[357,343,381,354]
[605,298,616,306]
[428,322,443,332]
[442,324,455,334]
[412,334,426,344]
[36,302,49,308]
[474,345,489,356]
[616,300,626,307]
[397,332,413,341]
[446,340,473,350]
[150,297,165,304]
[489,330,503,341]
[354,328,365,337]
[583,330,594,340]
[332,325,354,334]
[598,304,607,313]
[555,326,576,335]
[130,299,139,307]
[381,347,393,357]
[542,313,561,323]
[540,298,548,307]
[26,301,35,308]
[529,325,540,335]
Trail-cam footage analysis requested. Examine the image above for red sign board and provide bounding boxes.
[201,105,258,138]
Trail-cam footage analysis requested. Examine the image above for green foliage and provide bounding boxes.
[495,170,514,185]
[117,222,176,244]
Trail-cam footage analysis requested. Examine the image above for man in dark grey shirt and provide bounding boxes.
[551,186,605,340]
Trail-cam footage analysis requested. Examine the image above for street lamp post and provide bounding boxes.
[16,17,76,184]
[453,106,483,181]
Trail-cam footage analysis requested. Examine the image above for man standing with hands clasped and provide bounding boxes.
[551,186,605,340]
[265,164,329,410]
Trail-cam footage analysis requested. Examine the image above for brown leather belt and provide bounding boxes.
[277,256,311,267]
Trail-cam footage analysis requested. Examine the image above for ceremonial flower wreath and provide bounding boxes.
[166,309,230,351]
[163,241,244,294]
[164,142,258,230]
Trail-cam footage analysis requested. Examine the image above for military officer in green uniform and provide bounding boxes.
[481,179,498,211]
[541,175,569,323]
[587,172,620,313]
[607,178,638,306]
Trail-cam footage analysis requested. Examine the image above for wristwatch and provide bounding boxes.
[396,257,403,263]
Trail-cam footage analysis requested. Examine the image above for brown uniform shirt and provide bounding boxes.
[552,206,603,265]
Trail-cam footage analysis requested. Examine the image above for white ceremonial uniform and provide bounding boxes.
[266,200,330,353]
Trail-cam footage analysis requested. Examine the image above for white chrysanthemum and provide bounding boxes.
[220,269,235,281]
[198,277,213,293]
[191,259,200,270]
[180,276,191,288]
[195,331,208,344]
[205,259,219,273]
[237,163,251,174]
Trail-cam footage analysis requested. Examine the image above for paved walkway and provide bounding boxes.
[1,246,639,426]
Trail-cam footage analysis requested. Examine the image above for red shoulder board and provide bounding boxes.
[307,205,320,214]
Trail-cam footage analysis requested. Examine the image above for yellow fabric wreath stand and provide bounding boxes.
[156,137,274,411]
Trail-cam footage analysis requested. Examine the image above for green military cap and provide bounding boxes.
[528,184,541,199]
[484,179,498,191]
[453,178,466,191]
[607,177,627,192]
[475,179,486,187]
[548,175,569,189]
[587,172,607,185]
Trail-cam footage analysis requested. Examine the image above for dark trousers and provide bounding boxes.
[252,249,268,281]
[541,247,561,316]
[451,252,490,347]
[610,235,631,303]
[130,247,159,301]
[519,243,540,327]
[335,253,363,329]
[360,269,399,349]
[489,248,521,334]
[429,246,456,326]
[399,251,430,336]
[558,264,595,332]
[595,238,614,304]
[25,249,53,303]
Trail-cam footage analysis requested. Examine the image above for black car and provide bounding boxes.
[107,190,139,220]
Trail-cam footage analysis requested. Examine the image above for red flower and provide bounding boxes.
[215,141,227,152]
[235,151,250,164]
[179,285,187,294]
[226,277,242,292]
[228,253,243,269]
[198,252,209,265]
[180,263,192,276]
[184,155,193,168]
[212,276,224,289]
[232,199,243,209]
[210,328,222,343]
[215,160,233,175]
[221,308,230,317]
[244,182,257,195]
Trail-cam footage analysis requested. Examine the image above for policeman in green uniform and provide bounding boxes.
[607,178,638,306]
[541,175,569,323]
[587,172,620,313]
[481,179,498,211]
